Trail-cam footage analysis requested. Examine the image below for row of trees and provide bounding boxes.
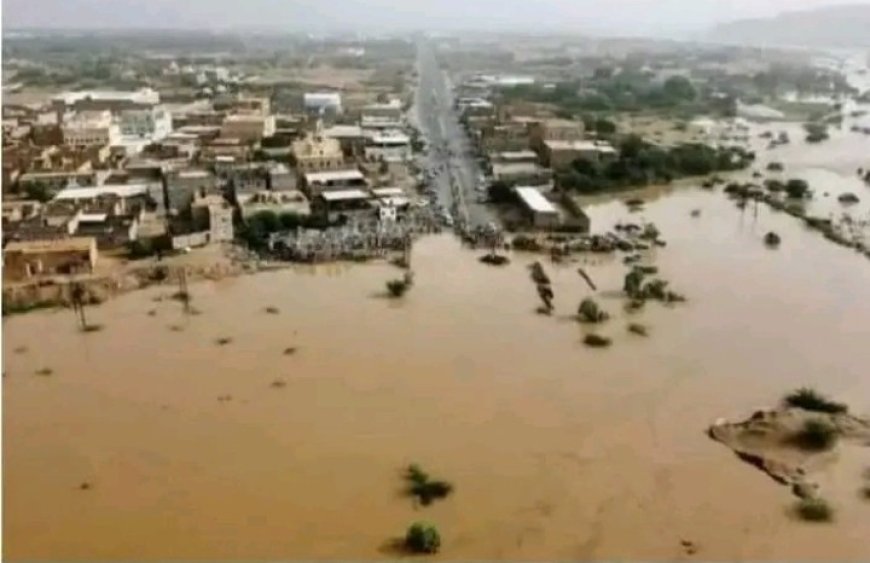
[499,74,706,116]
[557,136,755,194]
[237,210,317,250]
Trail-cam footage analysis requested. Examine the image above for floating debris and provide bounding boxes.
[764,232,782,247]
[271,379,287,389]
[264,306,280,314]
[479,253,509,266]
[583,333,612,348]
[628,323,649,336]
[283,347,298,356]
[215,337,233,346]
[13,346,28,354]
[79,482,92,491]
[690,209,702,218]
[147,309,157,317]
[35,368,54,376]
[837,192,859,205]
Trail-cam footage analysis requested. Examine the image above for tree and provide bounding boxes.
[662,76,697,102]
[404,522,441,554]
[24,181,53,203]
[487,181,514,204]
[785,178,810,199]
[593,117,617,135]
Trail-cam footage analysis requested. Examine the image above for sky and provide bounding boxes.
[3,0,870,36]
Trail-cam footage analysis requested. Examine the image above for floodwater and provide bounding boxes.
[5,103,870,563]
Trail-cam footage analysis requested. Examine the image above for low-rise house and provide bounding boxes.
[541,140,617,170]
[118,106,173,141]
[240,190,310,219]
[490,150,539,165]
[365,130,411,162]
[17,171,99,195]
[51,88,160,114]
[191,194,234,243]
[311,189,373,222]
[322,124,365,157]
[53,183,152,214]
[529,118,586,151]
[302,169,368,197]
[361,98,403,121]
[201,137,250,161]
[164,168,217,213]
[491,161,553,186]
[2,200,43,224]
[227,164,270,198]
[515,186,560,229]
[3,237,97,282]
[304,92,343,116]
[268,163,297,191]
[74,211,141,250]
[480,122,531,153]
[220,113,276,142]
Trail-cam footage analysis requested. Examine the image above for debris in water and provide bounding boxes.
[576,267,597,291]
[271,379,287,389]
[79,482,92,491]
[479,253,509,266]
[264,306,280,314]
[690,209,701,218]
[35,368,54,376]
[577,298,609,323]
[215,337,233,346]
[13,346,28,354]
[764,232,781,247]
[283,347,298,356]
[628,323,649,336]
[583,334,612,348]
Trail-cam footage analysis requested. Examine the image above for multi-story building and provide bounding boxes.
[118,107,173,141]
[541,140,617,170]
[292,127,345,174]
[62,110,120,148]
[528,118,586,150]
[220,113,276,143]
[303,92,343,116]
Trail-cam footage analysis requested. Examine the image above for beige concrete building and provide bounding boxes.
[220,113,276,143]
[62,110,120,148]
[541,140,617,170]
[529,118,586,151]
[292,125,345,174]
[3,237,97,282]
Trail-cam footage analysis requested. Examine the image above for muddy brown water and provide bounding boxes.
[5,122,870,560]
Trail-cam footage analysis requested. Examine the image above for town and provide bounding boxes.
[3,3,870,561]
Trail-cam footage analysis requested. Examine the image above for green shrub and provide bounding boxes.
[405,522,441,554]
[794,419,838,450]
[795,497,833,522]
[784,388,847,414]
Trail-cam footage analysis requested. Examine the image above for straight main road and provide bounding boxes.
[412,38,496,230]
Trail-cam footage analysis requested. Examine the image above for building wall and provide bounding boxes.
[3,243,96,282]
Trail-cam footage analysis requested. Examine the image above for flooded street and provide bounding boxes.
[5,112,870,561]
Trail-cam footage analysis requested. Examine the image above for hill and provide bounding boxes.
[709,4,870,48]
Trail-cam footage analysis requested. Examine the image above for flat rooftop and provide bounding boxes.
[544,140,616,153]
[515,187,557,214]
[305,169,365,184]
[54,184,150,200]
[319,189,371,202]
[4,236,95,254]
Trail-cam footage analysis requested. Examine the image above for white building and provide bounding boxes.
[62,110,120,148]
[304,92,343,115]
[52,88,160,112]
[365,131,411,162]
[515,186,559,228]
[117,106,173,141]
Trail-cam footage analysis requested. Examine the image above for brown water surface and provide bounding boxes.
[4,119,870,561]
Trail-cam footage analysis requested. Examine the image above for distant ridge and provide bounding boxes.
[708,4,870,48]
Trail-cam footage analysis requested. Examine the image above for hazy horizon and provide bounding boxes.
[4,0,870,37]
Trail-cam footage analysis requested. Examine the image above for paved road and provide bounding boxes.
[412,38,496,230]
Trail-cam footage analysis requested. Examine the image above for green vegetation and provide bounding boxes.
[404,464,454,506]
[2,300,56,317]
[386,275,413,298]
[557,136,753,194]
[404,522,441,554]
[804,122,829,143]
[784,179,810,199]
[794,419,838,451]
[623,268,686,303]
[784,388,847,414]
[23,181,54,203]
[498,73,707,116]
[577,298,609,323]
[795,497,834,522]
